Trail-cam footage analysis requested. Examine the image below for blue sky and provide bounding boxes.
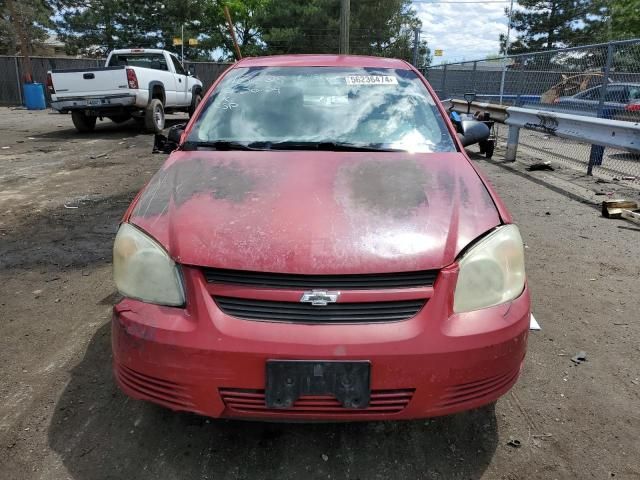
[412,0,514,64]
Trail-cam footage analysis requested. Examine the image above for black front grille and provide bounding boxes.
[214,297,426,323]
[203,268,438,290]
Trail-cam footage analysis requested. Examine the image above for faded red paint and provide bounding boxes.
[129,151,500,273]
[113,54,530,421]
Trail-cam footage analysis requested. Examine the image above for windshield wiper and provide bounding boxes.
[246,141,403,152]
[181,140,261,151]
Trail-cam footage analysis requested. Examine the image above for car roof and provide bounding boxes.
[234,54,412,69]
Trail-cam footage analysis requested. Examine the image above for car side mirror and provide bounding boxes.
[152,124,185,154]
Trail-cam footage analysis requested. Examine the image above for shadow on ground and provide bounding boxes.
[34,116,187,141]
[0,190,138,271]
[48,323,498,480]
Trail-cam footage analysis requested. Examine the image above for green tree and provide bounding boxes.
[499,0,592,55]
[54,0,430,65]
[248,0,430,65]
[55,0,208,57]
[583,0,640,42]
[0,0,53,56]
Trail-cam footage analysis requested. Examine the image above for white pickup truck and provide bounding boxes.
[48,49,204,133]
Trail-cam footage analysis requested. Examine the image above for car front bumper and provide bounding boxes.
[112,265,530,421]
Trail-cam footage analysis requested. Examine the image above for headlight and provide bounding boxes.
[113,223,185,306]
[453,224,525,313]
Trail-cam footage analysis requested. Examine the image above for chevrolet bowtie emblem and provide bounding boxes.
[300,290,340,306]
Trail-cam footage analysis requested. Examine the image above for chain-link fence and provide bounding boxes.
[423,39,640,182]
[0,56,231,107]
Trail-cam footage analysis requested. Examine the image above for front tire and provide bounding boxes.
[144,99,165,133]
[71,111,96,133]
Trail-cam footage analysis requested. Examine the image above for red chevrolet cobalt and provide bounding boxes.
[112,55,529,421]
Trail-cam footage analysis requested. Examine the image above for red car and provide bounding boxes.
[112,55,529,421]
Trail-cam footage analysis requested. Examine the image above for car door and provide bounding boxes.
[568,87,600,113]
[170,55,190,106]
[603,85,629,116]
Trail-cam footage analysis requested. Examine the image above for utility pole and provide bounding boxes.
[339,0,350,55]
[498,0,514,105]
[412,27,420,67]
[181,24,185,62]
[223,5,243,61]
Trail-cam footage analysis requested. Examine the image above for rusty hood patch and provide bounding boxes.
[129,151,500,273]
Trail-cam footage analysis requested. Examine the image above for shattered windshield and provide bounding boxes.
[188,66,456,153]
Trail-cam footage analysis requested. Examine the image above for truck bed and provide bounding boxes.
[50,66,130,99]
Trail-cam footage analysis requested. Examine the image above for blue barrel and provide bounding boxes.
[23,83,46,110]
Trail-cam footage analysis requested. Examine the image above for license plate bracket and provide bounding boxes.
[265,360,370,409]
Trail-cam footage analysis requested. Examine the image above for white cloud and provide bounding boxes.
[413,1,512,64]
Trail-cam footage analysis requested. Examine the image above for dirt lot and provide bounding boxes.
[1,107,639,480]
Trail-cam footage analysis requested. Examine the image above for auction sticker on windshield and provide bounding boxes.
[345,75,398,85]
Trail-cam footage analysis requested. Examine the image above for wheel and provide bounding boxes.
[189,92,202,119]
[478,140,487,154]
[144,99,165,133]
[108,114,131,124]
[71,111,96,133]
[485,140,495,159]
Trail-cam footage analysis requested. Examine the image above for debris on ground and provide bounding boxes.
[602,200,638,219]
[527,161,554,171]
[621,176,636,181]
[620,209,640,226]
[530,314,541,331]
[507,438,522,448]
[571,351,587,365]
[321,454,329,462]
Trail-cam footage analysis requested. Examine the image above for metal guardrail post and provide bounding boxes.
[505,125,520,161]
[587,42,614,175]
[441,64,448,99]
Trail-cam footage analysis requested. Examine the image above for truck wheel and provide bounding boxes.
[144,99,165,133]
[108,114,131,124]
[71,111,97,133]
[189,92,202,119]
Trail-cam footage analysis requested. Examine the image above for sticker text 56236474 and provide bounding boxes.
[345,75,398,86]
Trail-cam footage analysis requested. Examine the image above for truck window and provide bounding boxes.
[108,53,169,71]
[170,56,186,75]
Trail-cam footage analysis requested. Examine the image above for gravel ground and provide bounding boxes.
[0,108,639,480]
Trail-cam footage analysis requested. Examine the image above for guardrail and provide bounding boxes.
[445,98,640,170]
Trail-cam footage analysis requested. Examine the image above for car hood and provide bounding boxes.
[129,151,501,273]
